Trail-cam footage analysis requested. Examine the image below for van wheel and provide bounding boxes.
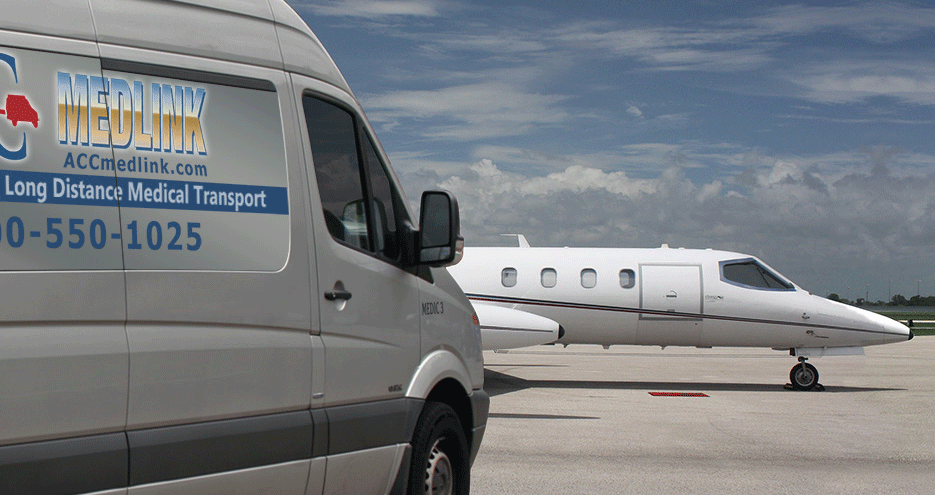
[409,401,469,495]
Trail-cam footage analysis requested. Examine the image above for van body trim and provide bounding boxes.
[311,408,329,458]
[127,410,313,485]
[0,403,430,491]
[326,398,423,455]
[0,432,127,495]
[100,58,276,92]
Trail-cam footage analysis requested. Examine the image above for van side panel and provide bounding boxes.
[127,459,312,495]
[0,44,128,442]
[0,41,129,495]
[323,445,407,495]
[0,323,128,444]
[0,1,97,43]
[89,0,283,73]
[270,3,352,94]
[126,325,311,428]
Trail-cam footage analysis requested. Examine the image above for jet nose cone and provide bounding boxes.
[881,316,912,342]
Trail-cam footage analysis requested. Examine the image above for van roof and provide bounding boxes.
[0,0,352,94]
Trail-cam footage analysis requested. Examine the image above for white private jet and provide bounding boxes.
[450,235,913,390]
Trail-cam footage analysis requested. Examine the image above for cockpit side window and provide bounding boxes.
[720,259,793,290]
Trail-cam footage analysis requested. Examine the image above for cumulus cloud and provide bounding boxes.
[418,150,935,296]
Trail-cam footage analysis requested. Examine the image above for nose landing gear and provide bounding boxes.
[788,356,822,391]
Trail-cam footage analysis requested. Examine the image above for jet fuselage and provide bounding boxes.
[450,246,910,351]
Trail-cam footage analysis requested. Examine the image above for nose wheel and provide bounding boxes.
[789,357,820,391]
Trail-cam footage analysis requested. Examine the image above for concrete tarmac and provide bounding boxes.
[471,337,933,495]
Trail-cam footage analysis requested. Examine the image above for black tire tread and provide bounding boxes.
[407,401,470,495]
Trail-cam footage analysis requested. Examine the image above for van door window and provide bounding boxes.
[303,96,370,251]
[303,95,410,264]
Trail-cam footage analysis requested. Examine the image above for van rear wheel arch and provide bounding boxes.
[425,378,474,441]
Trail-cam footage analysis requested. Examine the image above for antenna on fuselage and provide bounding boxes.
[500,233,530,248]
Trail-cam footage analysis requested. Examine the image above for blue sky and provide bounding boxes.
[287,0,935,301]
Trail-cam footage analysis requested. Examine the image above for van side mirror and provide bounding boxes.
[418,190,463,267]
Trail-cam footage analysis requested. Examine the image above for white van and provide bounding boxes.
[0,2,487,494]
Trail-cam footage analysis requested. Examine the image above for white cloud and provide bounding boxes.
[788,61,935,105]
[452,142,737,179]
[554,23,772,72]
[362,81,570,141]
[429,32,549,56]
[549,4,935,79]
[516,165,655,198]
[753,3,935,43]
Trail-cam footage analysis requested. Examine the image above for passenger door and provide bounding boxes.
[638,264,703,346]
[299,88,420,406]
[297,82,422,493]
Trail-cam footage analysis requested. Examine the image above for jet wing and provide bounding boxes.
[472,301,563,351]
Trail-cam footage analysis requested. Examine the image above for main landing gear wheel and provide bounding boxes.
[790,360,819,391]
[409,401,470,495]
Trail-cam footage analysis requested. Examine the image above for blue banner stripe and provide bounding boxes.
[0,169,288,215]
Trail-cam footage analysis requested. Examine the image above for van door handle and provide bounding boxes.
[324,290,352,301]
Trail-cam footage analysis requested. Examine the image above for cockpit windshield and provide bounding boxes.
[720,259,794,290]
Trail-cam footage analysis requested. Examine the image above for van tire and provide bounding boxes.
[408,401,469,495]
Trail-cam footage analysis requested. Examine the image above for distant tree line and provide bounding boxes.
[826,293,935,307]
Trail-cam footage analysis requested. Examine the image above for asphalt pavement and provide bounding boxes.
[471,337,933,494]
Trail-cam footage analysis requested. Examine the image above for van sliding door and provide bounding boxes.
[101,55,314,493]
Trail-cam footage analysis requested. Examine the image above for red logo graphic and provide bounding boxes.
[0,94,39,128]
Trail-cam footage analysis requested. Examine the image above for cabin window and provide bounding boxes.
[541,268,557,288]
[501,267,517,287]
[619,269,635,289]
[581,269,597,288]
[720,259,793,290]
